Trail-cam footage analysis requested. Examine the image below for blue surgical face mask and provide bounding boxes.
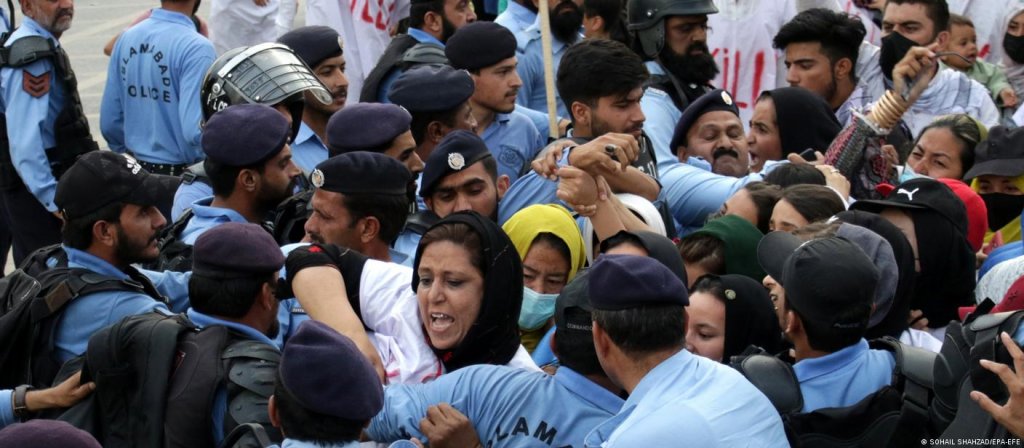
[899,164,927,184]
[519,287,558,331]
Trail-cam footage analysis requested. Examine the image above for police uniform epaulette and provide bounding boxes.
[645,87,670,99]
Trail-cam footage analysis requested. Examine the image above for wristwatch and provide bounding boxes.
[12,384,34,420]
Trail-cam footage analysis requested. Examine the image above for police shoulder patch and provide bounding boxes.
[22,70,51,98]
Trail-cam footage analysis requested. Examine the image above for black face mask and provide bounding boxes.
[982,193,1024,231]
[880,31,918,81]
[1005,33,1024,64]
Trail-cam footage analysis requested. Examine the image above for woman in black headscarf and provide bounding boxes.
[412,211,528,372]
[748,86,843,172]
[835,210,918,339]
[685,274,783,363]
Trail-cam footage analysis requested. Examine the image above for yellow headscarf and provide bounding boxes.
[971,175,1024,246]
[501,204,586,282]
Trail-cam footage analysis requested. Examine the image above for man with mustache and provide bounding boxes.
[630,0,720,172]
[48,151,190,364]
[100,0,215,176]
[277,26,349,172]
[155,104,301,270]
[668,88,749,178]
[514,0,582,118]
[446,22,544,183]
[361,0,476,103]
[304,152,412,264]
[1,0,100,266]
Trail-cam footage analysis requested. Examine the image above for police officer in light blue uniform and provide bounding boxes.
[494,0,536,35]
[100,0,215,174]
[325,103,423,182]
[268,320,384,448]
[581,255,789,447]
[277,26,348,172]
[367,268,624,447]
[171,43,332,221]
[630,0,718,171]
[50,151,190,362]
[756,231,897,413]
[447,22,543,183]
[1,5,99,265]
[177,104,300,245]
[181,222,286,445]
[514,14,579,119]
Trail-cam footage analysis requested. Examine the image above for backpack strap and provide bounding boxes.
[0,35,56,68]
[870,337,935,448]
[218,423,275,448]
[966,311,1024,402]
[29,267,150,323]
[403,210,440,236]
[729,346,804,415]
[221,339,281,441]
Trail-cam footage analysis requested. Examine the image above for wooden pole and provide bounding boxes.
[537,0,559,139]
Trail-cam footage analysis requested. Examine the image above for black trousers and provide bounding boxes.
[0,185,61,267]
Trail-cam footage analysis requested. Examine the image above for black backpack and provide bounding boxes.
[731,337,936,447]
[0,247,163,390]
[930,310,1024,445]
[63,311,282,448]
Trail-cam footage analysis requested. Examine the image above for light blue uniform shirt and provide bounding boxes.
[497,147,571,225]
[368,365,623,446]
[482,111,543,183]
[273,441,361,448]
[515,104,554,140]
[794,339,897,413]
[0,7,8,32]
[640,62,686,173]
[494,2,536,36]
[392,230,420,268]
[54,246,191,362]
[659,160,785,235]
[291,122,329,172]
[377,28,443,103]
[172,179,213,221]
[1,17,65,211]
[179,197,250,245]
[100,9,214,165]
[514,21,575,119]
[188,308,278,446]
[583,349,789,448]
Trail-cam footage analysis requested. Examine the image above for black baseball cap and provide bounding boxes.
[850,177,968,236]
[757,232,878,332]
[55,152,181,220]
[964,125,1024,180]
[555,268,594,334]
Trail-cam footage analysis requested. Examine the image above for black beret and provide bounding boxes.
[588,254,689,310]
[312,151,412,196]
[202,104,290,166]
[192,222,285,277]
[420,130,492,198]
[280,320,383,420]
[326,103,412,155]
[669,89,740,152]
[0,420,101,448]
[277,26,343,68]
[445,22,517,71]
[389,65,475,113]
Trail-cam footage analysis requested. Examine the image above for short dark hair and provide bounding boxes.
[188,272,276,318]
[676,233,725,276]
[784,292,869,352]
[744,182,783,234]
[886,0,950,39]
[773,8,866,80]
[764,163,828,188]
[780,184,846,224]
[556,39,648,121]
[273,377,364,443]
[409,0,445,29]
[914,114,982,178]
[205,158,269,198]
[342,192,410,244]
[948,13,973,28]
[409,107,462,146]
[592,305,686,358]
[555,308,603,375]
[61,202,125,250]
[582,0,630,46]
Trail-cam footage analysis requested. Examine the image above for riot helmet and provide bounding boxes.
[627,0,717,59]
[201,43,333,138]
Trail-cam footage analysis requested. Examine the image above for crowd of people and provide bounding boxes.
[2,0,1024,446]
